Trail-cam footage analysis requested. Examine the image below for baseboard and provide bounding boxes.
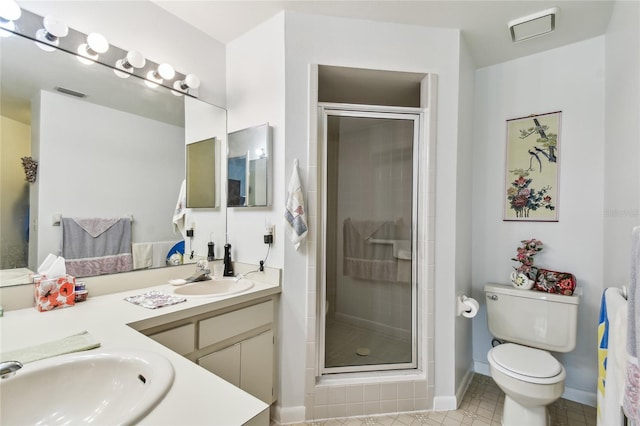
[456,368,475,406]
[272,405,306,425]
[433,396,457,411]
[473,361,596,407]
[432,366,474,412]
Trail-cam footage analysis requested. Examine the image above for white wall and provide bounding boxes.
[1,116,31,269]
[16,0,226,107]
[33,91,184,267]
[226,13,286,270]
[454,36,476,400]
[471,37,606,404]
[604,0,640,287]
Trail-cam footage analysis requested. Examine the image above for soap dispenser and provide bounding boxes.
[207,241,215,261]
[223,243,234,277]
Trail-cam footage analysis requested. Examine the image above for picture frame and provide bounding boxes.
[503,111,561,222]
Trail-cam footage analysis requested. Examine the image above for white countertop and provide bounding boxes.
[0,276,281,425]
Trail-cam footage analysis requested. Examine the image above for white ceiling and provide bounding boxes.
[153,0,615,68]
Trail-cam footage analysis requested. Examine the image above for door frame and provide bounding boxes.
[317,103,423,375]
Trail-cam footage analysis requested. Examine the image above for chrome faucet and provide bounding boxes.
[0,360,23,379]
[184,259,211,283]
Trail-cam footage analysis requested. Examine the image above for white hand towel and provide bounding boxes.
[132,243,153,270]
[284,159,308,251]
[0,331,101,364]
[173,179,187,240]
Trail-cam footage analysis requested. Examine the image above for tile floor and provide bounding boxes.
[290,374,596,426]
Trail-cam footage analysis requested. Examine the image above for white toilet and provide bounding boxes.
[484,283,580,426]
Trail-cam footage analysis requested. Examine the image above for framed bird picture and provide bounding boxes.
[503,111,561,222]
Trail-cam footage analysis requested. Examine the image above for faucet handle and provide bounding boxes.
[196,259,209,272]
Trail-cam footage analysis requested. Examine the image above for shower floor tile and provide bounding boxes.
[284,374,596,426]
[325,319,412,368]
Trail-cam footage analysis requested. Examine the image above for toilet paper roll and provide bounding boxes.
[460,297,479,318]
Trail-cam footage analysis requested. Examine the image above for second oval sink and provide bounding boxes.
[0,349,174,426]
[173,277,255,297]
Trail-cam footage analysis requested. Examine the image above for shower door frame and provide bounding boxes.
[318,103,422,375]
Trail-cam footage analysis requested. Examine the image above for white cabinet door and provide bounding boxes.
[198,343,241,387]
[240,330,273,404]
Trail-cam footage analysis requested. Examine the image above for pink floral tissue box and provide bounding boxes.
[34,275,76,312]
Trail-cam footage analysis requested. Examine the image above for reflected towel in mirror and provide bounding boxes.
[62,217,133,277]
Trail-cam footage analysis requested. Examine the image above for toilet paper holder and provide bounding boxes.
[457,294,479,318]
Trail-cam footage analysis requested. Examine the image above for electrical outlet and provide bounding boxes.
[264,224,273,244]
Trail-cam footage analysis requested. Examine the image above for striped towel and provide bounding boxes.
[284,159,308,251]
[598,288,628,426]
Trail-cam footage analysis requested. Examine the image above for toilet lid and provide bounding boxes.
[491,343,562,378]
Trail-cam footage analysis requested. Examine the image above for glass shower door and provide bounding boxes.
[321,108,419,374]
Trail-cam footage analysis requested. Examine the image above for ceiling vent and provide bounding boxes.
[508,7,559,43]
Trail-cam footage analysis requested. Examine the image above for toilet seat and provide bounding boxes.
[488,343,565,385]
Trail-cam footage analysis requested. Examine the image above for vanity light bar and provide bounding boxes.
[5,8,199,97]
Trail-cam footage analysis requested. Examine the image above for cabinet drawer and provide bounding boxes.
[199,300,273,349]
[148,323,195,355]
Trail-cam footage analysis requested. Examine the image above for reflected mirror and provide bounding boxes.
[187,138,217,208]
[0,19,227,287]
[227,124,271,207]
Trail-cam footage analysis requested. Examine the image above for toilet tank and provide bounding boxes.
[484,283,580,352]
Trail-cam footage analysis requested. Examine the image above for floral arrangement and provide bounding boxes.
[511,238,543,280]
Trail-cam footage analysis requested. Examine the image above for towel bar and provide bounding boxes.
[620,285,628,300]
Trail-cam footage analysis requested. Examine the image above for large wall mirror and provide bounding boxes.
[0,25,227,287]
[227,123,271,207]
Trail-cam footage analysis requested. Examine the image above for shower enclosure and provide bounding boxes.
[319,106,420,374]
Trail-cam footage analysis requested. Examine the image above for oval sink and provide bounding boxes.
[0,349,174,425]
[173,277,255,297]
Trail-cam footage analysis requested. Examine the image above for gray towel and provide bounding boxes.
[343,218,397,282]
[62,217,133,277]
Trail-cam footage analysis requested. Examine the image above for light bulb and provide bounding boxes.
[35,16,68,52]
[0,0,21,22]
[173,74,200,92]
[0,0,20,36]
[114,50,145,78]
[77,32,108,65]
[145,63,174,88]
[157,63,175,80]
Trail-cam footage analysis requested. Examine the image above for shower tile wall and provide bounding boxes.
[330,120,413,334]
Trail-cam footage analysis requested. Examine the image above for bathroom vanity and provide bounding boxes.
[0,268,280,425]
[131,294,277,404]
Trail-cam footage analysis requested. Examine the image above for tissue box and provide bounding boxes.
[34,275,76,312]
